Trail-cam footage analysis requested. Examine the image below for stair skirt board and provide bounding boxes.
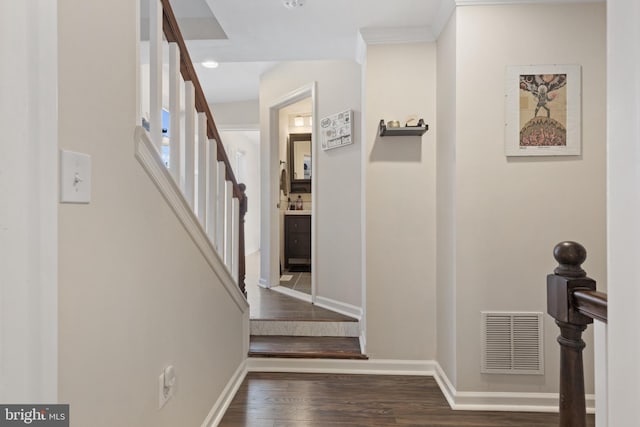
[250,320,359,337]
[204,358,596,426]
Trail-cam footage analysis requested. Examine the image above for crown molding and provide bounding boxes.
[431,0,604,39]
[359,26,435,46]
[455,0,603,5]
[432,0,457,39]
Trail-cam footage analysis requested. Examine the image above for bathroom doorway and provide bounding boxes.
[260,83,316,303]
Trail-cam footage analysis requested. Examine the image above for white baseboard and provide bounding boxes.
[358,333,366,355]
[202,360,248,427]
[271,285,313,303]
[314,296,362,320]
[434,362,595,414]
[245,358,595,414]
[257,278,271,289]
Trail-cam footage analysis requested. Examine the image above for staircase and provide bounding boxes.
[245,260,366,359]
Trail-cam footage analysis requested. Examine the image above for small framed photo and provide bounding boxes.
[505,64,581,156]
[320,109,353,151]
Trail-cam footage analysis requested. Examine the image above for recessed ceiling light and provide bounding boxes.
[283,0,304,9]
[201,60,219,69]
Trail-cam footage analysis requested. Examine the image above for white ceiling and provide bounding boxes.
[174,0,444,103]
[172,0,602,104]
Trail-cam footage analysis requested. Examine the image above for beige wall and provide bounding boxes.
[58,1,247,425]
[364,43,438,360]
[210,100,260,129]
[436,11,458,384]
[260,60,362,307]
[453,3,606,392]
[220,130,261,255]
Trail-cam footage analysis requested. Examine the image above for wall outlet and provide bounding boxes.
[158,365,176,409]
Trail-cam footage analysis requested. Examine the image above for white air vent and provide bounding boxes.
[481,312,544,375]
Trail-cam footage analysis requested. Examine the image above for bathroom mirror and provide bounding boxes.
[289,133,311,193]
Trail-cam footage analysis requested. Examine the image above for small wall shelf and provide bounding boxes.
[379,119,428,137]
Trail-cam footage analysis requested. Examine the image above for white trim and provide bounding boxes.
[355,31,367,65]
[1,0,58,402]
[431,0,456,39]
[148,0,163,151]
[263,82,317,294]
[134,127,249,313]
[359,26,435,45]
[217,124,260,132]
[434,363,457,409]
[258,277,272,289]
[201,360,248,427]
[314,296,362,320]
[456,0,603,5]
[358,334,366,355]
[433,363,596,414]
[594,321,608,426]
[271,285,313,303]
[429,0,603,40]
[244,358,595,413]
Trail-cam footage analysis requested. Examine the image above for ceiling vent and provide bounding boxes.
[481,312,544,375]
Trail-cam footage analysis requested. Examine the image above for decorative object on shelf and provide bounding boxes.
[505,64,582,156]
[320,109,353,151]
[378,119,428,137]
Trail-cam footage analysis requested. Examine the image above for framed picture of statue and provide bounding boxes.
[504,64,581,156]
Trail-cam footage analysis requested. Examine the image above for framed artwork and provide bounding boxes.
[505,64,581,156]
[320,109,353,151]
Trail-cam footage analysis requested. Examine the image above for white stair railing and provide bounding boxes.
[139,0,247,297]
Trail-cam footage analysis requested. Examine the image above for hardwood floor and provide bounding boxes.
[279,270,312,295]
[219,373,595,427]
[249,336,367,359]
[245,251,355,321]
[248,284,357,322]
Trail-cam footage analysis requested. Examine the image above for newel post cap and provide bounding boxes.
[547,241,595,324]
[553,241,587,278]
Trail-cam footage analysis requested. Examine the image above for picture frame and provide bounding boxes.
[320,109,353,151]
[504,64,581,156]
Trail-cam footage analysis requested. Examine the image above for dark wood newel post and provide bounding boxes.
[547,241,596,427]
[238,183,247,298]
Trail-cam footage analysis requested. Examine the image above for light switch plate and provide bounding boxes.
[60,150,91,203]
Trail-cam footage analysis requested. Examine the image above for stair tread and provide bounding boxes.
[249,287,357,322]
[249,335,367,360]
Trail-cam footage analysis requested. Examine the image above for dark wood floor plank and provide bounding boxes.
[219,373,595,427]
[247,285,357,322]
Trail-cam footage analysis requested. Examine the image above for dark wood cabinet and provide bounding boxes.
[284,214,311,269]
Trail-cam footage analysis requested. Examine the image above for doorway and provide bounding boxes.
[260,82,316,303]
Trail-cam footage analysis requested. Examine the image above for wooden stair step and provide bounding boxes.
[249,335,367,360]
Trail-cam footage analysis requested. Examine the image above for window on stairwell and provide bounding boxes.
[160,108,170,167]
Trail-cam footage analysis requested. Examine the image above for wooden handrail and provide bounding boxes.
[573,290,607,324]
[547,241,608,427]
[159,0,241,199]
[157,0,246,296]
